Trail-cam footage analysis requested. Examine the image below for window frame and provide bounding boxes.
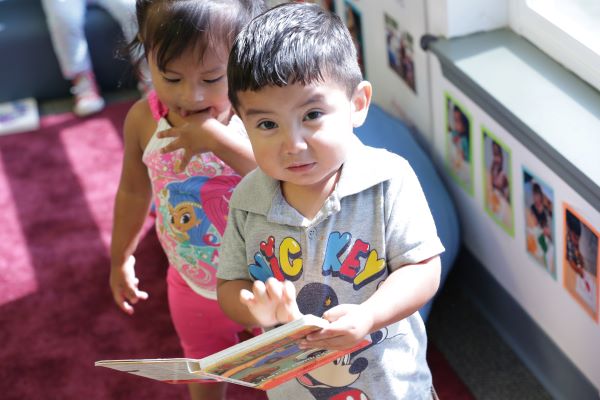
[509,0,600,93]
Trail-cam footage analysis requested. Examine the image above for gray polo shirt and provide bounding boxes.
[218,142,444,399]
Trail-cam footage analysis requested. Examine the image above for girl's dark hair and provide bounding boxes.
[128,0,265,77]
[228,2,363,110]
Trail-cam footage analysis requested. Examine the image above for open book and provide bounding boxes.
[96,314,370,390]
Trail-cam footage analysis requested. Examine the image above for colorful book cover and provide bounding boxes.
[96,314,371,390]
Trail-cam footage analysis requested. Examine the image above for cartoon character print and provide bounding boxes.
[246,234,395,399]
[247,232,386,288]
[160,175,240,290]
[293,283,403,399]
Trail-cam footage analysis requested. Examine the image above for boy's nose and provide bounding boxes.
[282,126,308,154]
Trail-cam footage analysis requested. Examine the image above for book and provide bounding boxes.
[0,98,40,136]
[95,314,371,390]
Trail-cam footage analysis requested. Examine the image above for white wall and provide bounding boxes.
[426,0,508,38]
[429,53,600,391]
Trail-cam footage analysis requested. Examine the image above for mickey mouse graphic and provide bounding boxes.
[294,283,390,400]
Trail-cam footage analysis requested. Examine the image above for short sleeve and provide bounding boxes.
[385,160,445,269]
[217,207,253,281]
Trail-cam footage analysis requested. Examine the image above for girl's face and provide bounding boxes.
[148,45,231,126]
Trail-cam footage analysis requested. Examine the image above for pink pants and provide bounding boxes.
[167,266,245,359]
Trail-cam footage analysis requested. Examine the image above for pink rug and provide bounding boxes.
[0,101,473,399]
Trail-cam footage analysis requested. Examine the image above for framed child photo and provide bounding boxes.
[444,93,473,196]
[384,13,416,93]
[563,205,599,322]
[343,1,366,77]
[482,127,513,236]
[523,168,555,278]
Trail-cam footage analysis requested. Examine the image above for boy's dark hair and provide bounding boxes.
[228,2,363,110]
[128,0,266,76]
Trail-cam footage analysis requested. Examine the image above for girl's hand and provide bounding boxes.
[239,278,302,328]
[158,112,227,172]
[301,304,373,351]
[109,255,149,315]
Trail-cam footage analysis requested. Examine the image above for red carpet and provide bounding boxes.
[0,101,473,399]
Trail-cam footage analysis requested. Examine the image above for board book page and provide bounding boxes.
[96,314,371,390]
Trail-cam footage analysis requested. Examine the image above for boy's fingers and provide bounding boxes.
[282,281,302,319]
[240,289,255,305]
[282,280,297,300]
[252,280,269,302]
[322,305,345,321]
[265,278,283,301]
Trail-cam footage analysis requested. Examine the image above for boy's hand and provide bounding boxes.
[109,255,149,315]
[301,304,373,351]
[240,278,302,328]
[158,112,226,172]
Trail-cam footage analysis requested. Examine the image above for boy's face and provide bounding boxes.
[236,80,370,196]
[148,45,231,125]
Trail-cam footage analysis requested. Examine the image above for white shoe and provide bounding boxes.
[71,71,105,117]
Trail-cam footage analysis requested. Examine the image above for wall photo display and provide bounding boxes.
[343,1,366,77]
[384,13,416,93]
[444,93,473,196]
[563,205,599,322]
[482,127,513,236]
[523,168,555,278]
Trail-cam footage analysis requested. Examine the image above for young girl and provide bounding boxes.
[109,1,266,399]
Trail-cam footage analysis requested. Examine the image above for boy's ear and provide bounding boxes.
[351,81,372,128]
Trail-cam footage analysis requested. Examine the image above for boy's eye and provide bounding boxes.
[257,120,278,130]
[204,76,224,84]
[304,110,323,121]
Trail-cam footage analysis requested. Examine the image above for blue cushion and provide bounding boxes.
[355,104,460,321]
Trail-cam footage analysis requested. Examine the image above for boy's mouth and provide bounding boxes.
[287,162,316,172]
